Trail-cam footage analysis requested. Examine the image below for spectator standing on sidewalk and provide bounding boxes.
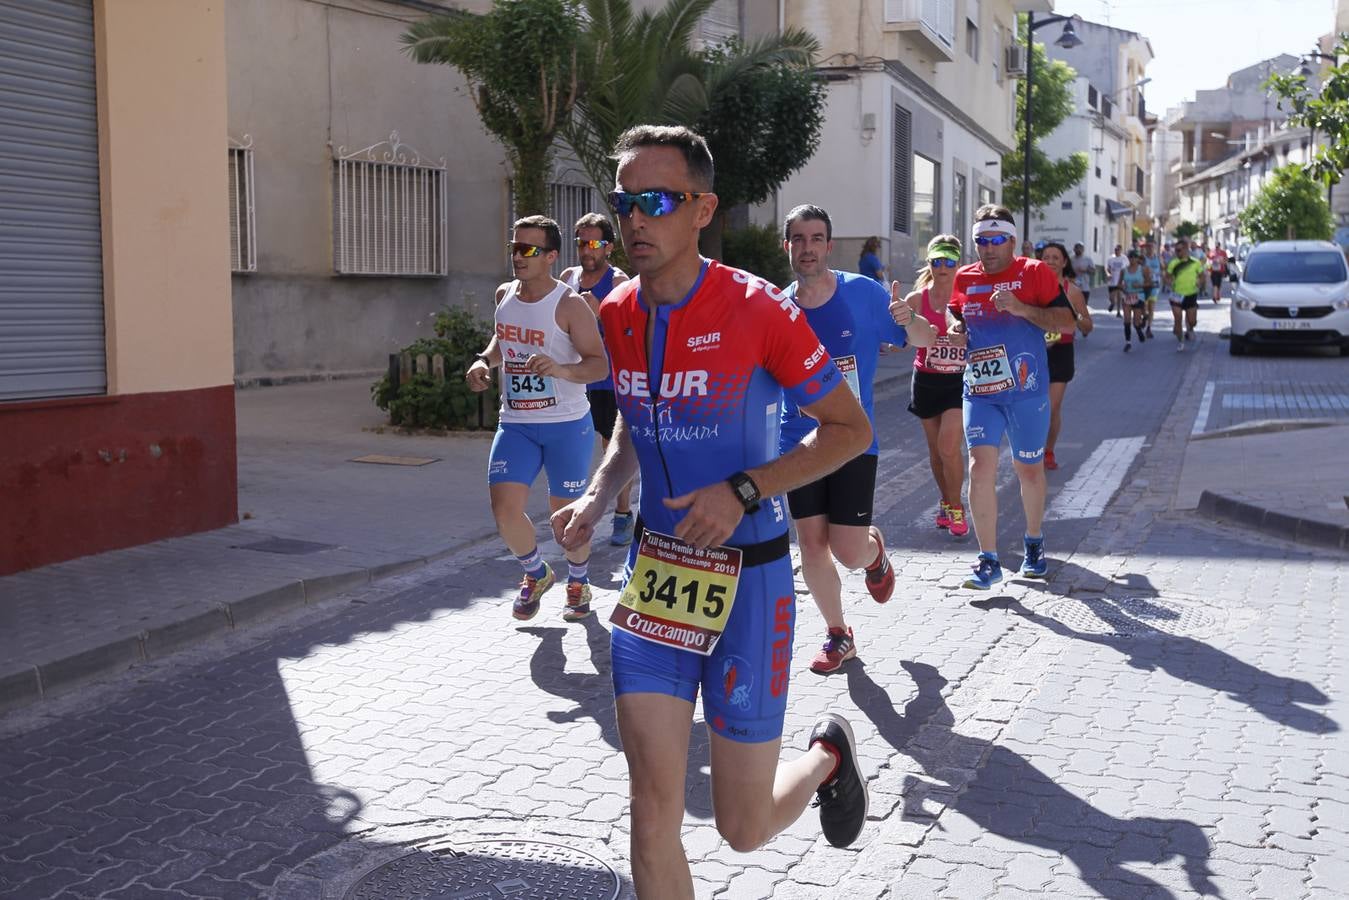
[858,236,887,283]
[779,204,935,675]
[465,216,609,622]
[560,212,636,547]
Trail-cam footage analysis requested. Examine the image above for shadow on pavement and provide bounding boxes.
[0,562,637,898]
[999,588,1337,734]
[848,660,1219,900]
[521,615,714,822]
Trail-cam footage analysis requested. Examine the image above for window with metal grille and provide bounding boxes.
[507,181,606,272]
[228,137,256,273]
[892,105,913,233]
[332,132,447,276]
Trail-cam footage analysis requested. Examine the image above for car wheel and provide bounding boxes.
[1229,336,1247,356]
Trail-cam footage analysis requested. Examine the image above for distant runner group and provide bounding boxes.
[462,124,1106,898]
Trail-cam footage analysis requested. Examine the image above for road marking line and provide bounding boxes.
[1192,381,1215,436]
[1048,436,1146,521]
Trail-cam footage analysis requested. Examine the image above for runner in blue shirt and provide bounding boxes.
[780,205,934,673]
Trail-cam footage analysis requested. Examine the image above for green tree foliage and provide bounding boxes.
[562,0,822,257]
[1238,165,1334,243]
[402,0,582,215]
[689,36,826,257]
[1172,220,1202,240]
[1266,35,1349,186]
[371,307,499,429]
[721,223,793,287]
[1002,25,1089,215]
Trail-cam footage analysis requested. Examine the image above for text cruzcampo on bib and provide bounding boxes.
[610,530,743,656]
[502,360,556,410]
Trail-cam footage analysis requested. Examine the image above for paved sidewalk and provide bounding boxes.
[1,336,1341,717]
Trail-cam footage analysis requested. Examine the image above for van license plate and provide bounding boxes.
[1270,320,1315,330]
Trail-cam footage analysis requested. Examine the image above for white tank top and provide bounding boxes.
[495,280,589,424]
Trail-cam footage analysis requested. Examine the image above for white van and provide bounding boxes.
[1229,240,1349,356]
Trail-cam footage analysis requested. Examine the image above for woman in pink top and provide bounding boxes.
[903,234,969,537]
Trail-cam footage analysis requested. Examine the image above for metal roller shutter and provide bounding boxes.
[0,0,105,401]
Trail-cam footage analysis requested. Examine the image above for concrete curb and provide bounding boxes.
[0,526,506,716]
[1196,490,1349,552]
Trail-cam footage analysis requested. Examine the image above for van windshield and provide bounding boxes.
[1243,251,1347,284]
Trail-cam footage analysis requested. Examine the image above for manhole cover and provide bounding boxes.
[235,538,337,555]
[344,838,620,899]
[1044,596,1219,638]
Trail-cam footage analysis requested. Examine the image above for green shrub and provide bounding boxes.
[722,223,793,289]
[371,306,499,429]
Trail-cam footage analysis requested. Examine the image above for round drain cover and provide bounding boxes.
[343,838,620,900]
[1045,596,1219,638]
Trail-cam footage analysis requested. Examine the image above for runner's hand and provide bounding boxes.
[465,361,492,392]
[992,290,1020,314]
[1077,313,1094,336]
[947,322,968,348]
[526,353,560,377]
[553,495,604,551]
[888,281,913,326]
[663,483,744,550]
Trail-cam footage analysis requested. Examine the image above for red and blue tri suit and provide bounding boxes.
[599,259,843,743]
[950,256,1066,462]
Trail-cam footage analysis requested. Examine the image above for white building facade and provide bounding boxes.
[781,0,1042,280]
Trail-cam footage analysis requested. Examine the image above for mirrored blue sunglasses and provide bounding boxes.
[974,234,1014,246]
[927,258,959,269]
[608,190,703,218]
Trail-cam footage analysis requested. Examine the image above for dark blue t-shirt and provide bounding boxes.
[780,271,906,456]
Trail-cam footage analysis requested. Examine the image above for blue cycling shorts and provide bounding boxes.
[611,551,795,744]
[487,415,594,497]
[963,395,1051,463]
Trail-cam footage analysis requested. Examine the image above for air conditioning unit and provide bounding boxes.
[1005,44,1027,76]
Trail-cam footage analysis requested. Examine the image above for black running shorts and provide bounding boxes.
[907,370,964,420]
[787,453,878,525]
[1047,342,1075,384]
[587,388,619,441]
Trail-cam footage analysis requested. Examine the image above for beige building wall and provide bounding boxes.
[96,0,234,395]
[226,0,509,381]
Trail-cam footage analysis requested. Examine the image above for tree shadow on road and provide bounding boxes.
[847,659,1220,900]
[983,589,1337,734]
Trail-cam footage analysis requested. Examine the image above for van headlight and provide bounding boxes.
[1234,297,1255,310]
[1335,297,1349,310]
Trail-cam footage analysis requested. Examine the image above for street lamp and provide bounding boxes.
[1022,13,1084,239]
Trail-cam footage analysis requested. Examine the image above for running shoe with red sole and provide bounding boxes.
[1044,451,1059,471]
[935,501,952,530]
[948,505,969,538]
[863,526,894,603]
[809,627,857,674]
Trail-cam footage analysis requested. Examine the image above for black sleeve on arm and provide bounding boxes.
[947,302,965,321]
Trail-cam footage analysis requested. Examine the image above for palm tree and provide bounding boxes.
[563,0,819,229]
[402,0,582,216]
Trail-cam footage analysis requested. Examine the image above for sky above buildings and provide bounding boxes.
[1050,0,1336,115]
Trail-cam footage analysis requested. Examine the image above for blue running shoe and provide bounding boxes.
[1020,537,1047,578]
[964,553,1003,590]
[609,512,635,547]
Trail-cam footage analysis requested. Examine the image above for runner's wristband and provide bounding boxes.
[474,353,492,367]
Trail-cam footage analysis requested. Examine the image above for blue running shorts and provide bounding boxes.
[963,395,1051,464]
[487,415,595,498]
[611,551,795,744]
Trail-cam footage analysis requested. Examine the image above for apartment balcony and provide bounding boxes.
[883,0,956,62]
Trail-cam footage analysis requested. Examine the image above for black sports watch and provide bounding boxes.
[726,471,762,514]
[474,353,492,367]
